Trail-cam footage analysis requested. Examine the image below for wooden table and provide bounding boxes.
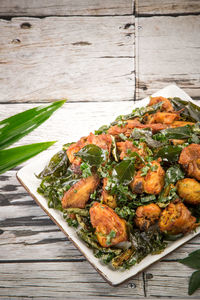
[0,1,200,298]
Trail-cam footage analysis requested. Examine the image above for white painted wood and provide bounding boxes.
[0,262,144,298]
[135,15,200,100]
[0,0,133,16]
[136,0,200,15]
[0,16,134,103]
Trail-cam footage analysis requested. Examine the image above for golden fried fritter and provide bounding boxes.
[146,112,180,125]
[89,202,128,247]
[102,178,117,209]
[177,178,200,205]
[135,203,161,231]
[148,96,174,112]
[116,141,147,161]
[67,133,112,166]
[178,144,200,181]
[108,119,167,137]
[159,202,197,234]
[62,174,99,209]
[130,160,165,195]
[171,121,195,128]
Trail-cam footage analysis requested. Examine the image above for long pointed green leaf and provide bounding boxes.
[0,100,65,150]
[0,142,56,174]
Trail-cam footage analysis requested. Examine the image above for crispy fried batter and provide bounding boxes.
[67,133,112,166]
[171,121,195,128]
[178,144,200,180]
[102,178,117,209]
[108,119,167,137]
[62,174,99,209]
[135,203,161,231]
[116,141,147,160]
[148,96,174,112]
[177,178,200,205]
[146,112,180,125]
[130,160,165,195]
[89,202,128,247]
[159,202,197,234]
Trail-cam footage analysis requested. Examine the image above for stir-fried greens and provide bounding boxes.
[37,95,200,270]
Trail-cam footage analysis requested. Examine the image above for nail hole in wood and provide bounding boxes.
[146,273,153,280]
[20,22,32,29]
[11,38,21,44]
[128,282,136,289]
[0,229,4,235]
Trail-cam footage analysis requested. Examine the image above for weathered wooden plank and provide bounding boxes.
[136,0,200,15]
[0,262,144,298]
[144,261,200,298]
[0,0,133,16]
[135,15,200,100]
[0,16,134,103]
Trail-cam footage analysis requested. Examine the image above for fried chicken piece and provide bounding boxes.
[116,141,147,160]
[108,119,167,137]
[146,112,180,125]
[148,96,174,112]
[178,144,200,181]
[102,178,117,209]
[177,178,200,205]
[67,133,112,167]
[159,202,197,234]
[171,121,195,128]
[89,202,128,247]
[62,174,99,209]
[171,139,185,146]
[130,160,165,195]
[135,203,161,231]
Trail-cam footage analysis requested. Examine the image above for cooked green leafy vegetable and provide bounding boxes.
[171,97,200,122]
[75,144,107,166]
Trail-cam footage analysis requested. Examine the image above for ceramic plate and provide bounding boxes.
[17,85,200,286]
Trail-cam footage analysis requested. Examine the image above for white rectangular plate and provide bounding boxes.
[17,85,200,286]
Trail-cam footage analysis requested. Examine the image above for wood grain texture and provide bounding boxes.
[135,15,200,100]
[136,0,200,15]
[0,0,133,16]
[0,262,144,299]
[0,16,134,103]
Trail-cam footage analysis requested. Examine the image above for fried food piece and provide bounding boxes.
[102,178,117,209]
[171,139,185,145]
[148,96,174,112]
[146,112,180,125]
[178,144,200,181]
[108,119,167,137]
[130,160,165,195]
[62,174,99,209]
[135,204,161,231]
[67,133,112,166]
[171,121,195,128]
[67,136,87,165]
[177,178,200,205]
[159,202,197,234]
[89,202,128,247]
[116,141,147,160]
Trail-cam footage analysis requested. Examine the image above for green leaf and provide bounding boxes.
[112,158,135,185]
[131,128,164,148]
[75,144,107,166]
[179,250,200,269]
[0,100,65,150]
[165,165,185,186]
[171,97,200,122]
[189,270,200,295]
[38,150,68,178]
[154,125,193,141]
[156,145,182,162]
[0,142,56,174]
